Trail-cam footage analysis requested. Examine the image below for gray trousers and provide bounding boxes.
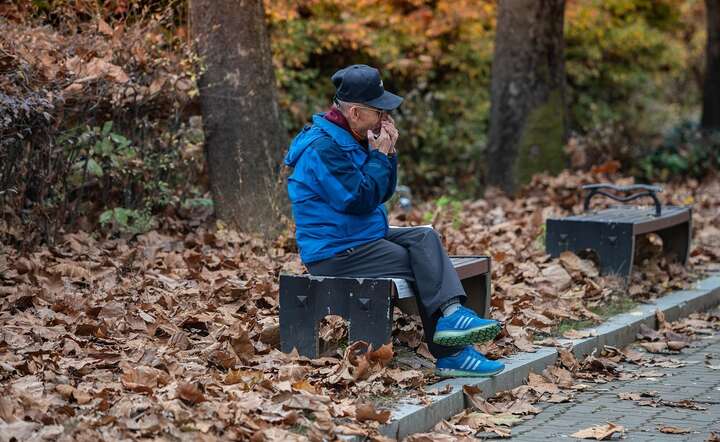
[306,226,466,359]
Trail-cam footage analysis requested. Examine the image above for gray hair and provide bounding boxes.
[334,99,354,116]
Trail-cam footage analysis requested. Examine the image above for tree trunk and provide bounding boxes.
[189,0,288,237]
[486,0,567,194]
[702,0,720,131]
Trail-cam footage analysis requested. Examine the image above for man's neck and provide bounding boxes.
[324,105,367,145]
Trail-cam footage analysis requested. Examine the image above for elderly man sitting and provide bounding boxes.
[283,64,504,377]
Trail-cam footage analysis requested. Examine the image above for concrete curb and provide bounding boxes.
[373,274,720,440]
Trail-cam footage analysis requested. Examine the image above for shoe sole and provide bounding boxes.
[435,366,504,378]
[432,323,501,347]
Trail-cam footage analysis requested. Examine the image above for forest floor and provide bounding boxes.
[1,169,719,440]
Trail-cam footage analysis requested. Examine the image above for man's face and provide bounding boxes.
[346,104,386,139]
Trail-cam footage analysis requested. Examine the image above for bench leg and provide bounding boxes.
[347,280,394,351]
[279,277,320,358]
[657,221,691,265]
[461,273,491,319]
[548,220,635,279]
[597,224,635,279]
[546,219,603,258]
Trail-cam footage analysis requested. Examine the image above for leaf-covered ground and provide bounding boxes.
[1,171,719,440]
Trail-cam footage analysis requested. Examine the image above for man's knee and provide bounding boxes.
[418,226,441,242]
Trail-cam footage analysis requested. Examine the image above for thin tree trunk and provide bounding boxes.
[189,0,288,237]
[486,0,567,194]
[702,0,720,131]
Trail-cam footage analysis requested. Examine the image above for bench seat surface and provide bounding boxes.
[549,205,690,235]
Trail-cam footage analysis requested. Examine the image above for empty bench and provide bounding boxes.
[279,255,491,358]
[546,184,692,278]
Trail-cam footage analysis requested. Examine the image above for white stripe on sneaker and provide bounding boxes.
[460,356,472,370]
[471,359,482,370]
[459,317,470,329]
[454,317,464,328]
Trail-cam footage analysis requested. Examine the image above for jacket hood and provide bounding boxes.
[284,114,361,167]
[284,124,316,168]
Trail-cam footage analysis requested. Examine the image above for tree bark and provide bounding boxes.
[486,0,567,194]
[189,0,288,237]
[702,0,720,131]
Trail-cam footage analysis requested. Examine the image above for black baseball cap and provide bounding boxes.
[331,64,403,111]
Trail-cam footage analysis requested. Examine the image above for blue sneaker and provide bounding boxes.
[436,346,505,377]
[433,306,501,347]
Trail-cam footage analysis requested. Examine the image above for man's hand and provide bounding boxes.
[368,127,393,155]
[369,115,400,156]
[382,115,399,154]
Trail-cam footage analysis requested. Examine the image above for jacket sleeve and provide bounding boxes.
[381,154,398,203]
[310,138,394,215]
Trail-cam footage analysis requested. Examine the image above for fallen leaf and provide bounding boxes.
[366,343,394,366]
[291,379,318,394]
[559,251,598,277]
[640,342,668,353]
[120,366,169,393]
[667,341,689,351]
[97,19,113,36]
[355,403,390,423]
[659,426,691,434]
[562,329,597,339]
[177,382,205,405]
[571,422,625,440]
[539,264,572,291]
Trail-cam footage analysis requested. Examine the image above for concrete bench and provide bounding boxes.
[279,255,492,358]
[546,184,692,278]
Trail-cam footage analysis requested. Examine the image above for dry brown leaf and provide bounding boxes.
[366,343,394,366]
[177,382,205,405]
[385,368,424,387]
[120,366,169,393]
[562,328,597,339]
[559,251,598,277]
[463,385,502,414]
[404,433,458,442]
[229,323,255,361]
[355,402,391,423]
[539,264,572,291]
[500,399,542,415]
[544,366,574,388]
[73,389,93,405]
[291,379,318,394]
[97,19,113,36]
[656,309,669,330]
[640,342,668,353]
[278,364,308,382]
[667,341,689,351]
[225,369,264,387]
[659,426,691,434]
[571,422,625,440]
[51,262,92,281]
[558,348,579,370]
[637,323,661,341]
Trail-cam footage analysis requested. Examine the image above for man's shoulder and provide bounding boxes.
[302,125,343,156]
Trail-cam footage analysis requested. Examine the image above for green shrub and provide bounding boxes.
[99,207,156,235]
[639,121,720,181]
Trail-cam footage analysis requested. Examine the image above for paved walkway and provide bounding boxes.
[508,324,720,441]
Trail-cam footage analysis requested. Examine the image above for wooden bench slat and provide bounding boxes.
[450,256,490,279]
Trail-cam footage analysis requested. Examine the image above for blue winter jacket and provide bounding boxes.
[284,114,397,264]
